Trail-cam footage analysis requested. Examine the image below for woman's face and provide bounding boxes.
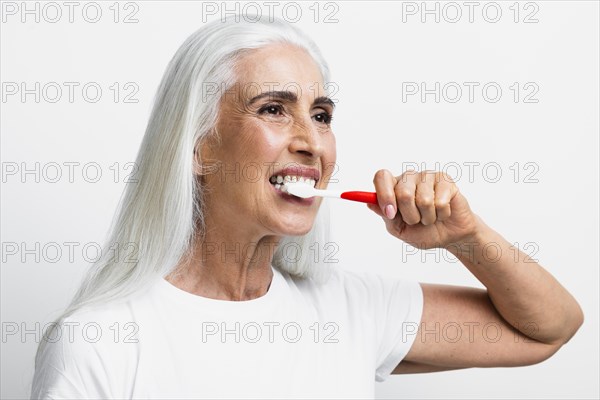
[199,43,337,238]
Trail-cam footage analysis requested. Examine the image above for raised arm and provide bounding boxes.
[366,170,584,373]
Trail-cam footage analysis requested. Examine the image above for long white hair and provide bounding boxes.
[34,15,333,369]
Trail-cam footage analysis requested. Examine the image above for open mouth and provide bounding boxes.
[269,174,317,192]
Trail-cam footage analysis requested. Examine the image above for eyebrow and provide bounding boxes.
[248,90,336,109]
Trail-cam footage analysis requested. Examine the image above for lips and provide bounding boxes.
[268,166,319,205]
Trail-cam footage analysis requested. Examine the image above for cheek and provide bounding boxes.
[235,121,288,163]
[322,135,337,181]
[214,106,278,158]
[327,134,337,160]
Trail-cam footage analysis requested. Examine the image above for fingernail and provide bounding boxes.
[385,204,396,219]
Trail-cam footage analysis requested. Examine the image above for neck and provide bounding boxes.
[166,216,280,301]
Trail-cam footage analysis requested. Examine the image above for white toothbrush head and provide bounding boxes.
[282,181,315,198]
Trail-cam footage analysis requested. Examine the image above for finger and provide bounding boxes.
[394,171,420,225]
[366,202,385,218]
[373,169,397,219]
[415,171,437,225]
[433,175,454,221]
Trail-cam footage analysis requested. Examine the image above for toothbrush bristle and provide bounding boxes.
[282,181,314,198]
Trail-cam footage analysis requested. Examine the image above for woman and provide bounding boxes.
[31,16,583,399]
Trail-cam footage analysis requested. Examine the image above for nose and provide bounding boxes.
[288,117,323,160]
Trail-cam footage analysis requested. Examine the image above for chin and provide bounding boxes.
[274,217,314,237]
[284,226,313,237]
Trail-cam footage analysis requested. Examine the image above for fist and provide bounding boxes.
[367,169,480,249]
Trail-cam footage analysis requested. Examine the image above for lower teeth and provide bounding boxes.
[272,183,294,193]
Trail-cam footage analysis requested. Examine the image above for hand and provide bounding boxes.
[367,169,481,249]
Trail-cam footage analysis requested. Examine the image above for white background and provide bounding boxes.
[1,1,598,398]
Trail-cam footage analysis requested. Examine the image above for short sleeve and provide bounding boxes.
[30,318,106,399]
[30,309,137,399]
[367,274,424,382]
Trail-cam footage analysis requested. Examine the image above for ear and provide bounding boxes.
[192,140,203,176]
[193,130,219,176]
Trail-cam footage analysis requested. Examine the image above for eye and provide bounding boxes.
[313,111,333,126]
[258,104,285,116]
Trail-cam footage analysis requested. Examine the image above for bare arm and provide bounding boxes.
[394,216,584,373]
[367,170,584,373]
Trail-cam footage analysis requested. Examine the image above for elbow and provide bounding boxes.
[565,302,585,343]
[514,338,564,367]
[545,299,585,347]
[537,304,585,364]
[574,302,585,332]
[565,291,585,340]
[525,342,563,366]
[556,300,585,346]
[523,306,584,367]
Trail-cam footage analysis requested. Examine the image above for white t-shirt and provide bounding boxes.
[31,265,423,399]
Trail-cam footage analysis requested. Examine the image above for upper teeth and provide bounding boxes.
[270,175,316,188]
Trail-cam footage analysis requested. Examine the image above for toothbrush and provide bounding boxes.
[282,181,378,205]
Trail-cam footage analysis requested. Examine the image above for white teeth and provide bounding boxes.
[271,174,317,190]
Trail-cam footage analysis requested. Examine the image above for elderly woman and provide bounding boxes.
[31,16,583,399]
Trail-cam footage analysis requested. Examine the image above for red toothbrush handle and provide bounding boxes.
[340,191,378,205]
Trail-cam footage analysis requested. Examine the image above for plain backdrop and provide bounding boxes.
[1,1,598,398]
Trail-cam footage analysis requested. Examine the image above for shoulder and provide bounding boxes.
[279,266,422,310]
[38,284,154,364]
[40,296,141,365]
[32,295,144,398]
[58,278,163,334]
[285,265,418,292]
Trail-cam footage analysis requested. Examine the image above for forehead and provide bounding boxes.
[232,43,326,99]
